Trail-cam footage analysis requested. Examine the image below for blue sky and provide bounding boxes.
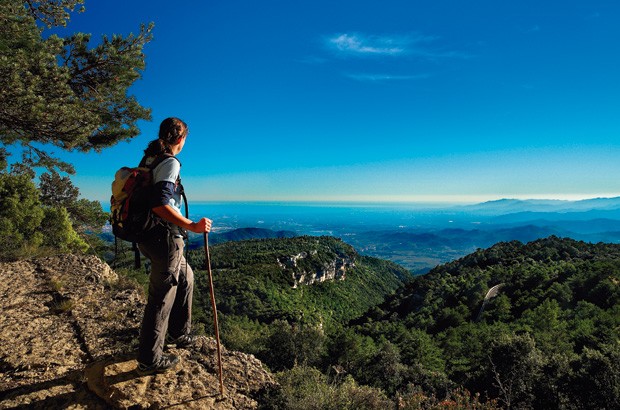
[47,0,620,203]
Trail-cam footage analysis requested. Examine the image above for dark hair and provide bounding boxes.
[144,117,189,156]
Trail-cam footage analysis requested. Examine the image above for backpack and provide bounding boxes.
[111,153,188,241]
[110,165,158,244]
[110,155,181,268]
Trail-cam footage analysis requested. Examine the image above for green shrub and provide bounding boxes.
[0,172,45,259]
[41,206,88,253]
[273,365,391,410]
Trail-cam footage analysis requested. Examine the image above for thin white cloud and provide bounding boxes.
[326,32,469,60]
[328,33,416,56]
[346,73,431,82]
[321,32,469,83]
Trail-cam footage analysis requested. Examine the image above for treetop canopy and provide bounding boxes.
[0,0,152,173]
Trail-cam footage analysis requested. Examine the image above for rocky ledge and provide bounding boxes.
[0,254,276,409]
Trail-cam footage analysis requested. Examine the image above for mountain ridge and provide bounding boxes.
[460,196,620,214]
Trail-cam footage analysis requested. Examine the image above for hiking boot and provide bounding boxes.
[136,354,180,376]
[166,333,199,348]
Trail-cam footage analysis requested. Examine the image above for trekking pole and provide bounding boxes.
[204,232,224,395]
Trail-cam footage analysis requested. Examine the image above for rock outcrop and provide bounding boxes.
[277,251,354,288]
[0,254,276,409]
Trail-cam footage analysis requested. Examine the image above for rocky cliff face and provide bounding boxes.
[277,251,355,288]
[0,254,276,409]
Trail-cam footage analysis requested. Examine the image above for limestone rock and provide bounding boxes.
[0,254,277,409]
[277,252,354,287]
[84,338,276,409]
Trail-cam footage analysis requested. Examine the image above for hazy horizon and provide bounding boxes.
[98,194,620,209]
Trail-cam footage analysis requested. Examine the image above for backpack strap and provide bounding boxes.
[132,154,185,271]
[139,153,180,170]
[130,154,172,270]
[132,242,141,270]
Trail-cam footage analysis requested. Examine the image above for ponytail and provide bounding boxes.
[144,117,189,157]
[144,139,168,157]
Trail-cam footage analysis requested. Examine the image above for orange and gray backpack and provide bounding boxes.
[111,164,157,243]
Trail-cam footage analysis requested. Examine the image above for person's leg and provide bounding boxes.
[167,238,194,339]
[137,234,183,365]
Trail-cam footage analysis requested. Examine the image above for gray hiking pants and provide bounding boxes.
[137,232,194,365]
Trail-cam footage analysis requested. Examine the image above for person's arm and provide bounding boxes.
[150,159,211,233]
[152,205,212,233]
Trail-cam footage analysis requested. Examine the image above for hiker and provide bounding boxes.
[136,117,212,375]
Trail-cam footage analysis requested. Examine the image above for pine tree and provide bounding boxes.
[0,0,152,172]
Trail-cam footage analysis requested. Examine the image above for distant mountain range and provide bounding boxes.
[187,198,620,273]
[340,197,620,273]
[459,196,620,215]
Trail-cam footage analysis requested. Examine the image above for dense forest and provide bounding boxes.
[343,236,620,408]
[162,235,619,409]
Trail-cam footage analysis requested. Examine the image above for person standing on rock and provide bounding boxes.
[136,117,212,375]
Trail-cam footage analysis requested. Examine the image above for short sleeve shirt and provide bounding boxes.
[149,156,183,215]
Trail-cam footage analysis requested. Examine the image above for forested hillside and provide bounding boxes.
[187,236,411,372]
[344,236,620,408]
